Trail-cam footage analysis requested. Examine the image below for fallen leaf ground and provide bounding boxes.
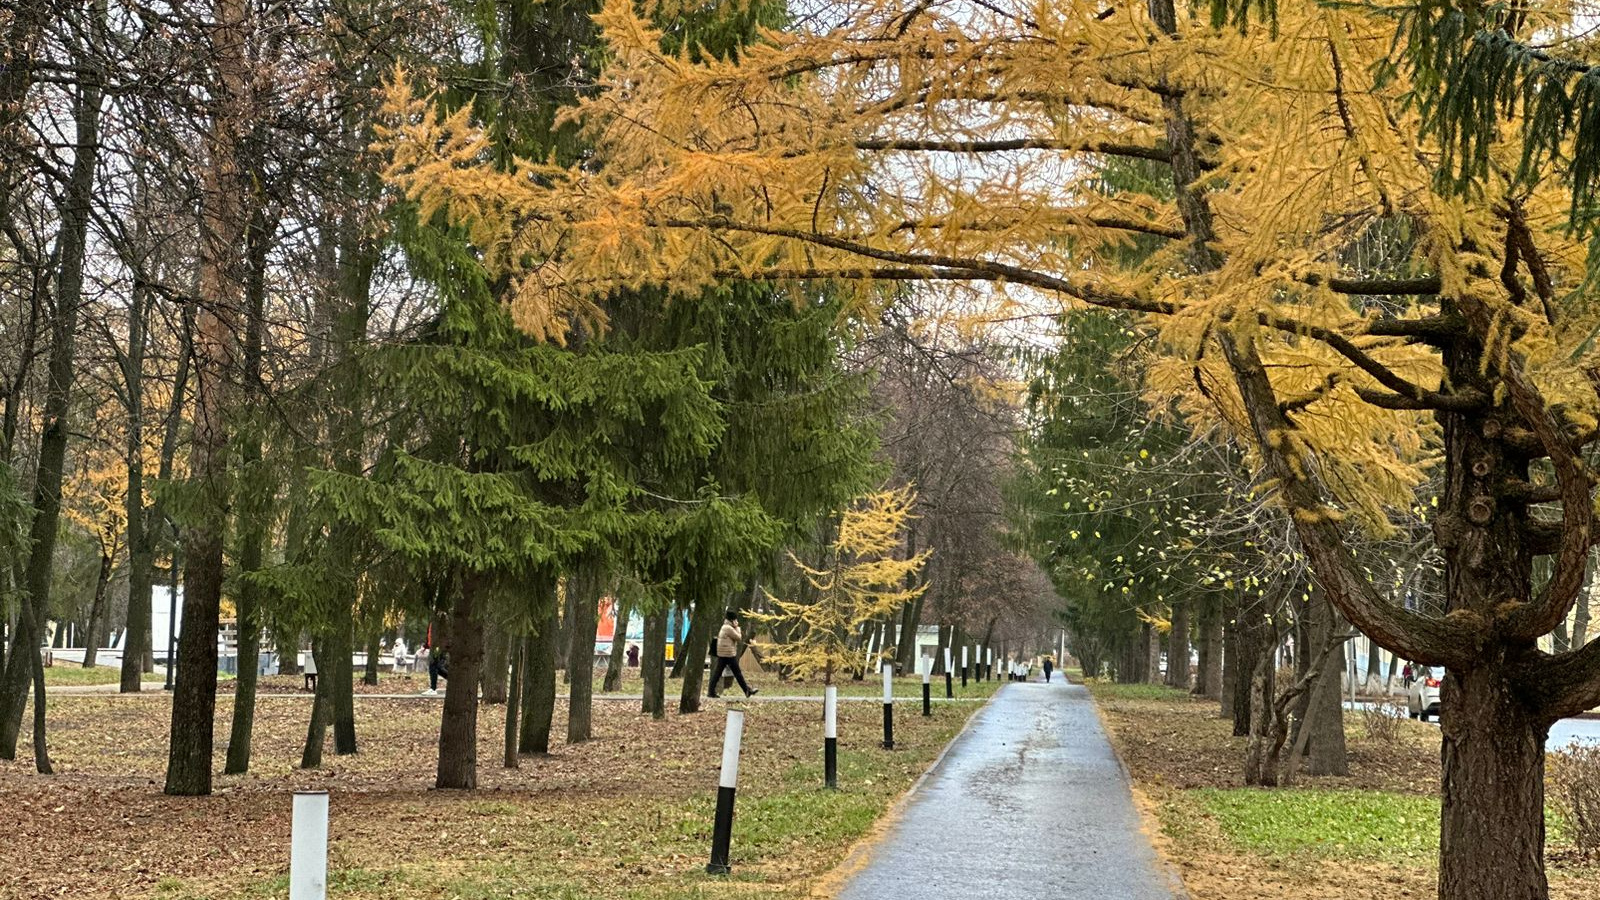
[2,673,990,899]
[1086,678,1600,900]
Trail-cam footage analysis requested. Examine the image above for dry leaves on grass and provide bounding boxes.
[1,685,979,900]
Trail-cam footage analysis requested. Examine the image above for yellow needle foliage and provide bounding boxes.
[751,485,929,683]
[376,0,1600,532]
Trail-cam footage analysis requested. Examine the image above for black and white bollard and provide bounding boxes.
[984,647,991,681]
[881,663,895,750]
[707,709,745,874]
[823,684,838,790]
[921,656,932,717]
[960,646,969,688]
[943,647,954,699]
[290,791,329,900]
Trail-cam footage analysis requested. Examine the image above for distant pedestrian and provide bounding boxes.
[1043,657,1054,683]
[303,647,318,693]
[708,610,757,699]
[423,624,448,696]
[627,644,640,668]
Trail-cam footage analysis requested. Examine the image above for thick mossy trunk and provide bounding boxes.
[436,575,484,789]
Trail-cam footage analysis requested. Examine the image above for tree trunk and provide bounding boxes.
[678,592,721,713]
[1575,589,1591,650]
[363,632,381,687]
[669,603,697,680]
[896,587,922,673]
[1165,599,1190,689]
[480,629,510,703]
[641,607,666,719]
[165,0,251,798]
[520,581,558,754]
[934,623,951,675]
[300,639,330,769]
[330,616,356,755]
[276,625,302,676]
[603,593,631,692]
[1194,602,1222,699]
[1242,645,1278,785]
[223,204,274,775]
[556,586,574,681]
[81,546,113,669]
[1221,618,1237,720]
[566,562,599,743]
[504,637,523,768]
[118,277,150,692]
[1305,614,1349,777]
[1438,665,1549,900]
[1145,622,1162,684]
[436,573,485,789]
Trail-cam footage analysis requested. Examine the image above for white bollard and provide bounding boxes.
[824,684,839,788]
[921,654,932,716]
[290,791,329,900]
[707,709,745,873]
[881,662,895,749]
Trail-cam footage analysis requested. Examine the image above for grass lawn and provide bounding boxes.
[1084,679,1599,900]
[1,675,989,900]
[42,664,163,686]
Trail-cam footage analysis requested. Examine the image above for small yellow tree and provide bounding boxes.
[754,485,929,684]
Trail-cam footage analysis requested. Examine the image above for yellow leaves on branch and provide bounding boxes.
[375,0,1600,530]
[751,485,929,682]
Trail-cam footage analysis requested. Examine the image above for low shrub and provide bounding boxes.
[1550,742,1600,856]
[1361,697,1406,743]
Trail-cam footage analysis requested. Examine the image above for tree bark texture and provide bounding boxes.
[165,0,250,798]
[1165,599,1190,689]
[436,574,485,789]
[603,593,630,693]
[678,593,722,714]
[566,562,599,743]
[520,588,558,755]
[641,607,666,719]
[224,205,274,775]
[480,629,510,703]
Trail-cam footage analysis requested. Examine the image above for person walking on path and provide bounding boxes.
[708,610,758,699]
[1043,656,1054,683]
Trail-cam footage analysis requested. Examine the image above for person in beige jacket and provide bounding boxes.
[708,610,758,699]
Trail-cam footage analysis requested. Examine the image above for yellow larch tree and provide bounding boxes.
[752,485,929,683]
[377,1,1600,896]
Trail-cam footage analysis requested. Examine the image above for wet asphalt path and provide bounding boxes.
[837,679,1184,899]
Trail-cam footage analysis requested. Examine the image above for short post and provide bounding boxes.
[983,647,991,681]
[960,646,968,688]
[881,663,895,749]
[943,647,954,699]
[921,657,932,717]
[823,684,838,790]
[290,791,329,900]
[707,709,745,874]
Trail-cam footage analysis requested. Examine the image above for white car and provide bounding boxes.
[1407,667,1442,722]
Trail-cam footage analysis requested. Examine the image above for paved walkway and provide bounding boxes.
[837,679,1185,899]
